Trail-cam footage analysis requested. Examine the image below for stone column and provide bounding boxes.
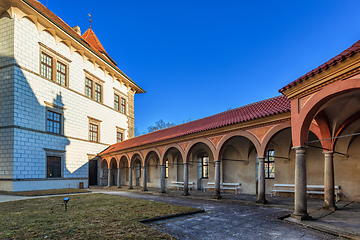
[160,164,166,193]
[323,151,337,210]
[183,162,190,196]
[117,167,121,188]
[213,160,222,199]
[107,168,111,187]
[291,146,310,220]
[129,166,133,189]
[143,166,148,191]
[256,157,267,203]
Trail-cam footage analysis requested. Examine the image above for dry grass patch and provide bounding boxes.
[0,188,90,196]
[0,193,197,239]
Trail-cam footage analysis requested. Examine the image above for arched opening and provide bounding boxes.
[219,136,257,194]
[100,159,108,186]
[133,158,142,187]
[109,158,117,186]
[119,156,129,187]
[187,142,215,190]
[163,147,184,184]
[145,151,160,188]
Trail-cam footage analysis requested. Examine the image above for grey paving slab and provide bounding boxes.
[92,189,346,240]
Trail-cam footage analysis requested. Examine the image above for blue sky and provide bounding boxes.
[39,0,360,134]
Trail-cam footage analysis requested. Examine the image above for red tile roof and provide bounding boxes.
[279,39,360,93]
[23,0,145,93]
[82,28,117,65]
[100,95,291,155]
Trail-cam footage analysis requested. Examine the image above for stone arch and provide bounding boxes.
[118,154,130,167]
[185,138,216,163]
[216,130,261,159]
[259,121,291,157]
[162,143,185,165]
[292,78,360,147]
[333,111,360,149]
[144,150,161,166]
[130,152,143,167]
[101,158,109,168]
[109,157,117,169]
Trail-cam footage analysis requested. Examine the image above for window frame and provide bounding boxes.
[265,150,275,179]
[116,127,125,143]
[46,110,61,135]
[40,52,53,80]
[113,87,128,115]
[44,101,65,135]
[84,70,104,103]
[201,156,209,179]
[114,94,120,111]
[39,42,70,87]
[45,149,65,179]
[120,97,126,114]
[165,159,169,178]
[56,61,67,86]
[88,116,102,143]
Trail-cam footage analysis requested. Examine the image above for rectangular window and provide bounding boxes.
[165,159,169,178]
[117,131,123,143]
[121,97,126,114]
[47,156,61,178]
[202,156,209,178]
[56,61,67,86]
[89,123,98,142]
[265,150,275,179]
[85,78,93,98]
[114,94,119,111]
[47,110,61,134]
[94,83,101,102]
[41,52,53,80]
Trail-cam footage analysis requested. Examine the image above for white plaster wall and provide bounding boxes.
[0,15,134,190]
[0,16,15,186]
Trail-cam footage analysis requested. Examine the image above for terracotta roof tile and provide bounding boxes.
[279,39,360,93]
[100,95,291,155]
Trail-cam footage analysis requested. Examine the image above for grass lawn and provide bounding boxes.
[0,193,197,239]
[0,188,90,196]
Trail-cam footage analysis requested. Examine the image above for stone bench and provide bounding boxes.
[203,182,241,194]
[271,184,340,201]
[168,181,194,190]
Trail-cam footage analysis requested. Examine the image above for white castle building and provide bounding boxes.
[0,0,144,191]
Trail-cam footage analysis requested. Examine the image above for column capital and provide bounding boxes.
[214,159,221,163]
[292,146,306,151]
[184,162,189,165]
[322,150,334,154]
[257,156,266,161]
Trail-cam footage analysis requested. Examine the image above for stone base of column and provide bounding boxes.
[323,204,337,211]
[117,186,122,189]
[129,187,133,190]
[143,188,148,191]
[182,192,190,196]
[159,190,166,193]
[212,194,222,199]
[255,198,268,204]
[290,213,311,221]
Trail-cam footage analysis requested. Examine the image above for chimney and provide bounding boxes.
[72,26,81,35]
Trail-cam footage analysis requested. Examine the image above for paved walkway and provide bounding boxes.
[91,187,360,239]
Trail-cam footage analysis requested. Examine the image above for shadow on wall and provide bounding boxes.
[0,56,88,187]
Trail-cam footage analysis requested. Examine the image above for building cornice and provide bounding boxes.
[281,53,360,100]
